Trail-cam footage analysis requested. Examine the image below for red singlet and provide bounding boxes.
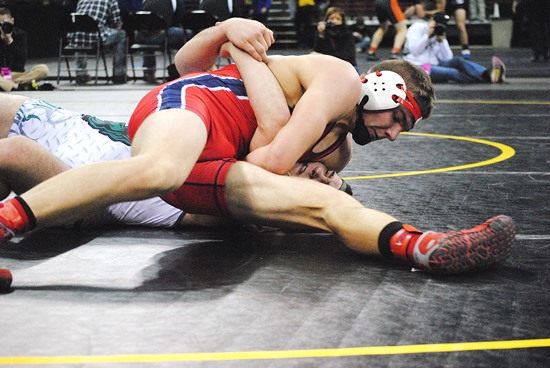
[128,64,256,217]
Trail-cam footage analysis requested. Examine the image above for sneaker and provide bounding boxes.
[367,53,379,61]
[389,52,401,60]
[0,220,15,243]
[37,82,56,91]
[0,268,12,292]
[491,56,506,83]
[16,80,38,91]
[411,215,515,275]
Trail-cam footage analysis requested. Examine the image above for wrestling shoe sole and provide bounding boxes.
[427,215,516,275]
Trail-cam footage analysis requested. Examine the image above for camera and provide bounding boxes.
[432,12,449,37]
[325,21,344,34]
[0,21,13,34]
[434,23,446,36]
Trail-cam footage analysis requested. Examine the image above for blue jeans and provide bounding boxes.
[430,57,489,83]
[355,36,371,51]
[134,27,188,73]
[77,29,127,77]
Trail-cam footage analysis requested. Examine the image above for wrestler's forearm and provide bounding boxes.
[228,44,290,151]
[175,18,275,76]
[174,23,227,75]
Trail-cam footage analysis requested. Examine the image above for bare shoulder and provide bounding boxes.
[268,54,357,81]
[266,54,360,105]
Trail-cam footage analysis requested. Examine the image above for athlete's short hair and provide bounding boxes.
[368,60,436,120]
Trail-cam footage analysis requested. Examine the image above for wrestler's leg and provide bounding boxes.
[224,161,396,255]
[4,109,206,229]
[224,162,515,274]
[0,136,69,200]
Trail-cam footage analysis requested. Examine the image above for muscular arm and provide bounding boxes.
[223,43,290,151]
[175,19,289,150]
[174,18,274,75]
[175,21,360,175]
[245,55,361,174]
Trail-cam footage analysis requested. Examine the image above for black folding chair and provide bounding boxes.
[125,11,172,82]
[57,13,110,84]
[181,10,218,39]
[180,10,229,67]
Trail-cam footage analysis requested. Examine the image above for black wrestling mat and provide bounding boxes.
[1,52,549,367]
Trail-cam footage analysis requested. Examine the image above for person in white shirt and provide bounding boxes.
[404,13,506,83]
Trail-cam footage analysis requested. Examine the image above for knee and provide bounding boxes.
[0,137,30,168]
[33,64,49,78]
[113,29,127,44]
[130,156,186,195]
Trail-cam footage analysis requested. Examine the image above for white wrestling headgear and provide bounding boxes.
[358,70,423,122]
[353,71,423,145]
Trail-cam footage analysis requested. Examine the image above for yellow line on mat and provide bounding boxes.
[438,99,550,105]
[1,338,549,365]
[343,132,515,181]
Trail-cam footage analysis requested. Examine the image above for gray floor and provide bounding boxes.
[1,47,550,367]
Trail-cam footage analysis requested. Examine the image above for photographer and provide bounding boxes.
[0,7,49,92]
[313,7,358,71]
[404,12,505,83]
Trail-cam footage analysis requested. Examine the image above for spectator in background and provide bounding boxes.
[295,0,316,48]
[511,0,529,47]
[367,0,409,61]
[313,7,358,71]
[404,12,506,83]
[249,0,272,24]
[200,0,243,21]
[0,7,49,92]
[135,0,187,84]
[404,0,427,19]
[431,0,472,59]
[70,0,128,84]
[469,0,487,22]
[513,0,549,62]
[350,16,371,53]
[117,0,143,23]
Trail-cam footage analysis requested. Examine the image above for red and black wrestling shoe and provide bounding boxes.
[392,215,516,275]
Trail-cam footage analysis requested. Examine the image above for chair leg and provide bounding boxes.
[65,57,72,82]
[101,50,109,83]
[57,41,63,85]
[57,56,62,85]
[162,38,168,82]
[162,49,167,82]
[129,53,137,82]
[94,46,100,85]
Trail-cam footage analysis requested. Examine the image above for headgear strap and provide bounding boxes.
[397,90,423,123]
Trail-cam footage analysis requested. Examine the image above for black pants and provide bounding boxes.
[526,0,550,58]
[295,5,315,47]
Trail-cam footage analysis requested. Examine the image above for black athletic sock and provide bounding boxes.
[378,221,403,260]
[13,196,37,231]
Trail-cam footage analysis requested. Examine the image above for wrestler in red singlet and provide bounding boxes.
[128,64,347,218]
